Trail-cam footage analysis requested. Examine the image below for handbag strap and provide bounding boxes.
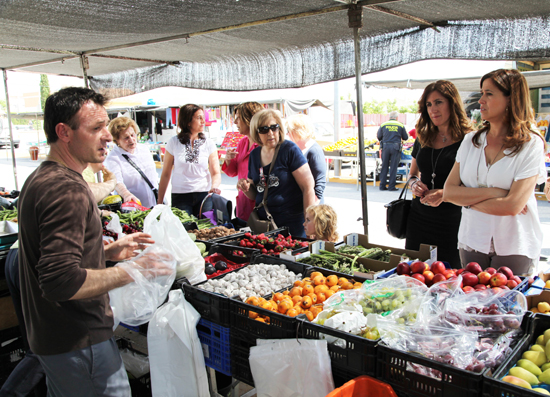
[122,154,156,192]
[256,145,281,222]
[399,177,415,200]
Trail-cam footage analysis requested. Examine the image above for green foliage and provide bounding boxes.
[363,99,418,114]
[363,100,385,114]
[398,102,419,114]
[40,74,50,112]
[386,99,398,113]
[0,100,5,113]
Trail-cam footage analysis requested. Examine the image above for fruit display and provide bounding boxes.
[196,263,302,301]
[189,226,238,241]
[323,137,358,152]
[236,232,309,254]
[297,250,370,275]
[203,252,246,279]
[105,207,213,230]
[245,271,362,323]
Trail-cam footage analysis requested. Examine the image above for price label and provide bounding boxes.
[310,241,325,254]
[295,251,311,260]
[239,227,252,232]
[346,233,359,246]
[428,246,438,265]
[280,251,296,262]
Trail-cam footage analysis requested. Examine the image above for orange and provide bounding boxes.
[314,284,329,294]
[342,282,354,290]
[286,308,299,317]
[264,316,271,324]
[258,297,267,304]
[338,277,349,287]
[278,300,292,314]
[310,271,323,280]
[301,296,313,309]
[246,296,260,306]
[268,300,278,311]
[294,280,304,288]
[305,311,314,321]
[273,292,285,303]
[313,275,326,286]
[249,311,259,319]
[325,289,335,298]
[289,286,303,297]
[316,292,327,303]
[302,277,312,283]
[353,282,363,289]
[282,290,290,295]
[310,305,323,317]
[255,317,266,322]
[330,285,340,292]
[302,284,314,295]
[292,295,303,305]
[326,275,338,287]
[293,305,303,314]
[307,293,318,304]
[261,301,273,311]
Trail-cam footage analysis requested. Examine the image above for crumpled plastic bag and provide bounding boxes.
[109,245,176,327]
[250,339,334,397]
[106,212,124,240]
[416,275,465,327]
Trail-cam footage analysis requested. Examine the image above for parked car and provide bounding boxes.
[0,117,20,148]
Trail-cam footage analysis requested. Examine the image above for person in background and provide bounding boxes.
[377,111,408,191]
[237,109,315,237]
[157,104,221,216]
[303,204,339,242]
[104,116,159,208]
[82,162,117,203]
[286,114,326,203]
[408,128,417,139]
[18,87,162,396]
[443,69,546,275]
[222,102,263,226]
[406,81,473,268]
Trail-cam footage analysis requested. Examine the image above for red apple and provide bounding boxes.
[396,262,411,275]
[432,273,447,284]
[456,269,466,276]
[462,272,480,287]
[474,284,487,291]
[443,270,455,279]
[486,267,497,275]
[489,273,508,287]
[512,276,522,285]
[430,261,447,275]
[478,271,492,285]
[491,287,502,294]
[423,270,435,284]
[506,280,518,289]
[497,266,514,280]
[462,286,475,293]
[410,261,428,274]
[411,273,426,284]
[465,262,483,275]
[500,285,510,290]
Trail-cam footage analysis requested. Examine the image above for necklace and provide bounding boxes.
[430,146,446,190]
[486,143,506,170]
[439,134,448,143]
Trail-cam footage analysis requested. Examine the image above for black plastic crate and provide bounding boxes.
[230,334,255,386]
[483,313,549,397]
[306,266,369,283]
[377,313,531,397]
[330,365,362,388]
[176,277,231,327]
[116,338,151,397]
[297,318,378,377]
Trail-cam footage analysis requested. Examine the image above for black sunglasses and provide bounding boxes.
[258,124,280,134]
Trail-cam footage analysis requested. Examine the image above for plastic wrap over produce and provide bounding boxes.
[109,245,177,327]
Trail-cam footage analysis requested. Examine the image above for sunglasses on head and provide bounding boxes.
[258,124,279,134]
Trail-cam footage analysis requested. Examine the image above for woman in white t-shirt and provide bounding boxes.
[105,117,159,208]
[157,104,221,216]
[443,69,546,275]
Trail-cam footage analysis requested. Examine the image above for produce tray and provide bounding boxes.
[377,313,531,397]
[483,312,548,397]
[176,278,231,327]
[230,334,255,386]
[196,318,231,376]
[306,266,369,284]
[297,317,378,377]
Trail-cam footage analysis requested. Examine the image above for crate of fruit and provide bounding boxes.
[482,313,550,397]
[220,227,313,256]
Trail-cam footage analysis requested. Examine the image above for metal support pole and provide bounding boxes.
[80,55,90,88]
[2,69,18,190]
[333,82,341,177]
[349,4,368,233]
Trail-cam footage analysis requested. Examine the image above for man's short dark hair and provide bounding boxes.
[44,87,107,144]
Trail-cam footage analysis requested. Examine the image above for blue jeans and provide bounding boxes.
[171,192,212,217]
[37,338,130,397]
[379,142,401,190]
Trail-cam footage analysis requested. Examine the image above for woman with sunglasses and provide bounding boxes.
[237,109,316,237]
[222,102,263,226]
[157,104,221,216]
[443,69,546,275]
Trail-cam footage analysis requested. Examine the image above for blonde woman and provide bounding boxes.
[303,204,339,242]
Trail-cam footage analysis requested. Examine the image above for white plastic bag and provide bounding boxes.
[106,212,124,240]
[109,245,177,327]
[147,290,209,397]
[249,339,334,397]
[143,205,206,285]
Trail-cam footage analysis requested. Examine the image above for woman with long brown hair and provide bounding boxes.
[443,69,546,275]
[157,104,221,216]
[406,80,473,268]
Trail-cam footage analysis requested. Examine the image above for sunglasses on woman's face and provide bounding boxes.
[258,124,279,134]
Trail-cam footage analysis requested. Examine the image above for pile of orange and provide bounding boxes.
[245,272,363,323]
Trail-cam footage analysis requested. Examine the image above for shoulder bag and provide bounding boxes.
[122,154,159,201]
[384,178,413,239]
[247,145,280,234]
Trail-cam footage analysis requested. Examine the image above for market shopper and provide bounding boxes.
[377,111,408,191]
[303,204,339,242]
[286,114,326,203]
[222,102,263,225]
[104,116,159,208]
[237,109,316,237]
[406,81,473,268]
[157,104,221,216]
[18,87,163,397]
[443,69,546,275]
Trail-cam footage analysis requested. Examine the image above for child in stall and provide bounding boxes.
[303,204,339,242]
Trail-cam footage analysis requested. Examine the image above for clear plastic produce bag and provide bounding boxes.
[148,290,209,397]
[443,289,526,336]
[416,275,465,327]
[249,339,334,397]
[359,276,428,316]
[105,212,124,240]
[143,204,206,285]
[109,245,176,327]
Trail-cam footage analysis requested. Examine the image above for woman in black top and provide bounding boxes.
[405,81,473,268]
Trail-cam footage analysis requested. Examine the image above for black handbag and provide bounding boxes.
[384,179,412,239]
[247,145,280,234]
[198,193,233,225]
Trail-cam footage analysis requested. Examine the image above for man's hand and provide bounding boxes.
[122,192,140,204]
[126,251,175,280]
[104,232,154,262]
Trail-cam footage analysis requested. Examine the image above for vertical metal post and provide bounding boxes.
[349,4,368,233]
[80,55,90,88]
[2,69,18,190]
[333,82,341,177]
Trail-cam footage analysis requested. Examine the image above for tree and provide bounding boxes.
[40,74,50,111]
[0,100,5,113]
[363,100,385,114]
[398,102,419,114]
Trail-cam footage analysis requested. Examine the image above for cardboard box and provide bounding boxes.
[0,296,18,331]
[532,272,550,289]
[526,289,550,312]
[309,233,436,279]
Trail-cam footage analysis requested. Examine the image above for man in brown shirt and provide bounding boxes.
[18,87,156,396]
